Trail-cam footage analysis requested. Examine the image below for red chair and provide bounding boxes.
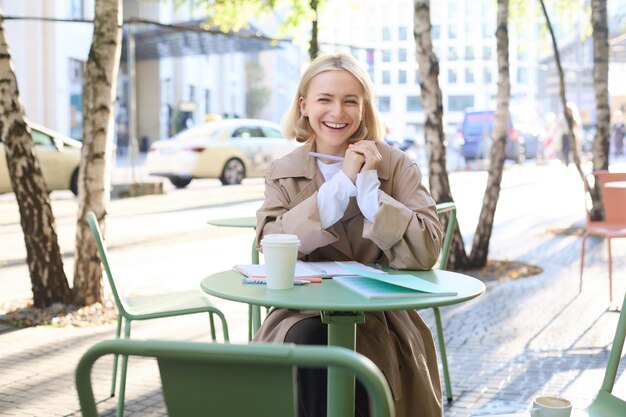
[580,171,626,302]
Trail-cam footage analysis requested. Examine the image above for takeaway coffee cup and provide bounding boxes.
[261,234,300,290]
[530,396,572,417]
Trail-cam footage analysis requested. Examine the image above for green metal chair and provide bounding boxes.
[75,339,395,417]
[86,211,230,417]
[432,202,457,403]
[583,291,626,417]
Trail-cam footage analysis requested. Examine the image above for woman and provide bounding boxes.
[254,53,444,417]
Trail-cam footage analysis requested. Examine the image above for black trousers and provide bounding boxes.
[284,316,371,417]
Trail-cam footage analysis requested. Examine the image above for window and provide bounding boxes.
[382,70,391,84]
[382,50,392,63]
[448,95,474,112]
[465,46,474,60]
[398,70,407,84]
[70,0,84,18]
[398,48,407,62]
[465,68,474,83]
[432,25,441,39]
[382,27,391,41]
[448,69,458,83]
[398,26,408,41]
[260,126,283,138]
[378,96,391,112]
[517,67,528,83]
[448,47,458,61]
[414,70,421,85]
[448,25,458,40]
[482,46,492,60]
[232,126,264,138]
[483,68,492,83]
[482,24,493,38]
[406,96,423,112]
[31,129,54,147]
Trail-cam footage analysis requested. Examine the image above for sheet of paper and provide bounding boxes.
[335,262,456,294]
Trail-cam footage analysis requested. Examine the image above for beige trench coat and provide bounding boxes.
[254,141,444,417]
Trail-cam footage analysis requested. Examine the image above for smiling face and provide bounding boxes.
[299,69,365,155]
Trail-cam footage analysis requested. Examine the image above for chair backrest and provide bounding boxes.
[85,211,127,316]
[588,292,626,416]
[585,172,626,225]
[76,339,395,417]
[436,202,457,270]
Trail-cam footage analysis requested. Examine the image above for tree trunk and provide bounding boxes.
[73,0,122,306]
[589,0,610,219]
[0,14,71,307]
[467,0,510,267]
[538,0,588,190]
[309,0,319,60]
[413,0,468,270]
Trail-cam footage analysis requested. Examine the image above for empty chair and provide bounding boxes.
[583,291,626,416]
[75,339,395,417]
[424,202,457,403]
[579,172,626,302]
[86,211,229,417]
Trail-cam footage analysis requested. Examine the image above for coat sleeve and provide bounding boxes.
[362,159,443,270]
[256,173,339,256]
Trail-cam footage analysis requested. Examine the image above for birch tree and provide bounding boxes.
[538,0,587,187]
[73,0,122,306]
[468,0,511,266]
[589,0,611,218]
[0,13,71,307]
[413,0,468,269]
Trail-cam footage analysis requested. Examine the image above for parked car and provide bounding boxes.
[0,122,81,195]
[145,118,300,187]
[460,109,545,162]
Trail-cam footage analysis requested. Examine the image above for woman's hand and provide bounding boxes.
[349,141,382,172]
[341,148,365,183]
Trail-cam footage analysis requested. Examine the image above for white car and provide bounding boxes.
[0,122,81,195]
[145,118,300,187]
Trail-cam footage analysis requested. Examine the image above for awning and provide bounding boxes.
[121,18,288,61]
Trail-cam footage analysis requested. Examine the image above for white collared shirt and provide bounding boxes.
[316,160,381,229]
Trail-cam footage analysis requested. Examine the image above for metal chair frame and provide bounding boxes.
[86,211,230,417]
[75,339,395,417]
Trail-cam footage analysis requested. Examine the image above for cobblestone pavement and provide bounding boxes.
[1,162,625,417]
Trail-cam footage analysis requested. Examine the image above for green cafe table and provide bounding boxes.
[201,267,485,417]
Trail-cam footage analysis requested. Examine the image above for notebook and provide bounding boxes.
[332,262,458,299]
[233,261,386,279]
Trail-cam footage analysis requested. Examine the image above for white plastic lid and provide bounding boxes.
[261,234,300,246]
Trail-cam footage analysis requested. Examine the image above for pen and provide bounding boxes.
[243,278,310,285]
[248,275,323,283]
[308,151,345,162]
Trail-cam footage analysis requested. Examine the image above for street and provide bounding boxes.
[1,160,625,417]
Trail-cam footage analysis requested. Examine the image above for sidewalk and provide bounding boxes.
[1,163,625,417]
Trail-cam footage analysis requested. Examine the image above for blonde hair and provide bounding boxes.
[282,53,383,143]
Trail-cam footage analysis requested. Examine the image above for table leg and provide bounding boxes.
[322,311,365,417]
[249,236,262,340]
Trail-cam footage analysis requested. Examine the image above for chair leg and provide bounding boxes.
[110,313,122,397]
[215,309,230,342]
[433,307,453,403]
[580,233,589,293]
[117,319,132,417]
[608,238,613,303]
[208,312,217,341]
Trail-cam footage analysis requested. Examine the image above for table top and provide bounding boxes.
[604,181,626,188]
[206,217,257,228]
[201,267,485,311]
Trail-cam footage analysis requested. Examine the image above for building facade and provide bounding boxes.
[3,0,300,153]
